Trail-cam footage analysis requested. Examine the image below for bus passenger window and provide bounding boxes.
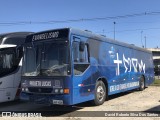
[79,45,89,63]
[73,41,89,63]
[73,42,79,62]
[73,41,89,75]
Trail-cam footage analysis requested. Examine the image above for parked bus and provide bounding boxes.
[20,28,154,106]
[0,32,32,102]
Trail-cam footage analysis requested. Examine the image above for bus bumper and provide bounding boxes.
[20,92,72,105]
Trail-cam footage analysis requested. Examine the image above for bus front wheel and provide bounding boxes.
[92,81,106,106]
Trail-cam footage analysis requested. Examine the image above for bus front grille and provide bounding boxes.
[28,87,53,93]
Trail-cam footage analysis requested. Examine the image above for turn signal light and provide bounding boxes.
[64,89,69,94]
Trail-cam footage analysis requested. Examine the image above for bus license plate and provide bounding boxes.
[53,100,63,105]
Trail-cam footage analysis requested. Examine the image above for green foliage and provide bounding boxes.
[152,79,160,86]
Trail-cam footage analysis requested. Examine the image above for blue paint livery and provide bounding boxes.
[20,28,154,105]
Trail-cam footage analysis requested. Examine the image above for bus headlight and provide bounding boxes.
[55,89,59,93]
[60,89,64,94]
[25,88,29,92]
[22,88,25,91]
[52,88,69,94]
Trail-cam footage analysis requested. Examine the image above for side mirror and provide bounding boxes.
[79,41,85,52]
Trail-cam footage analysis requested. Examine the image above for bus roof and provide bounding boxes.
[0,32,33,45]
[0,32,33,37]
[26,28,151,53]
[69,28,151,53]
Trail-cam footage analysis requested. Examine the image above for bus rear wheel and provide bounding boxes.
[139,76,145,91]
[92,81,106,106]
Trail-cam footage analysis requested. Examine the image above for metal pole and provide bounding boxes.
[114,22,116,40]
[141,31,143,48]
[144,36,146,48]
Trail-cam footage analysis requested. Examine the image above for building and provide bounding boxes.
[147,48,160,76]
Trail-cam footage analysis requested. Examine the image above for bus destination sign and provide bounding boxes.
[32,31,59,41]
[28,29,69,42]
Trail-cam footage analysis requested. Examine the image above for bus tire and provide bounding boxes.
[92,81,106,106]
[139,76,145,91]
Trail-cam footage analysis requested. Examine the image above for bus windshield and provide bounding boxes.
[23,41,70,76]
[0,47,17,77]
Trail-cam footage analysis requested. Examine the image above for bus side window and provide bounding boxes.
[73,41,89,63]
[73,41,90,75]
[79,43,89,63]
[73,41,80,62]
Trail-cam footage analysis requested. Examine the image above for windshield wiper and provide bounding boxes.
[41,64,68,76]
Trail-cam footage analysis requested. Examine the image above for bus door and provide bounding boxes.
[72,36,94,104]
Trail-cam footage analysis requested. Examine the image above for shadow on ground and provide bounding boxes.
[0,89,142,117]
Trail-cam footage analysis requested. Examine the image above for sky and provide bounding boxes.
[1,0,160,48]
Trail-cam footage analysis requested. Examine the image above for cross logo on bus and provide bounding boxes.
[114,53,122,75]
[114,53,145,76]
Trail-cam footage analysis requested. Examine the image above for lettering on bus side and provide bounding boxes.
[114,53,145,76]
[110,81,139,92]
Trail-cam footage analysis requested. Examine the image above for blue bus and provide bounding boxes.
[20,28,154,106]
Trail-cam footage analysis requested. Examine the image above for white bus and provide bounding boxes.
[0,32,32,102]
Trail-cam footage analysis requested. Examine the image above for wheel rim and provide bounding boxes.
[97,86,105,102]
